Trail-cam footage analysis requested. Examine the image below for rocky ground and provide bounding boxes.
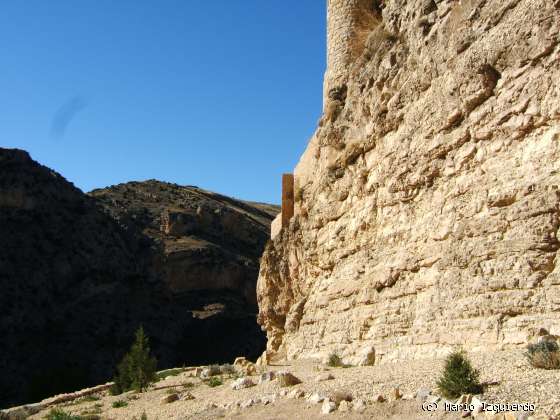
[9,350,558,420]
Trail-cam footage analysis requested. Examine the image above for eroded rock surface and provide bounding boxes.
[257,0,560,364]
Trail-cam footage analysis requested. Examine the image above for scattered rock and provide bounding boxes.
[308,392,325,404]
[356,345,376,366]
[456,394,473,405]
[261,394,276,405]
[416,388,432,402]
[321,399,337,414]
[426,395,440,405]
[315,372,334,382]
[392,387,402,400]
[353,399,367,413]
[181,392,195,401]
[240,399,254,409]
[338,400,352,412]
[276,371,302,387]
[200,365,221,378]
[259,371,276,384]
[471,396,484,415]
[233,357,257,376]
[160,393,179,404]
[373,394,386,403]
[287,389,305,399]
[328,390,353,404]
[231,377,256,390]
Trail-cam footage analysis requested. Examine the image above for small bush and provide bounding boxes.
[206,377,222,388]
[46,409,82,420]
[436,350,483,399]
[526,340,560,370]
[82,395,100,402]
[220,364,236,375]
[112,399,128,408]
[327,353,343,368]
[141,412,148,420]
[111,326,157,394]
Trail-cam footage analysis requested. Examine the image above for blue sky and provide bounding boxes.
[0,1,326,204]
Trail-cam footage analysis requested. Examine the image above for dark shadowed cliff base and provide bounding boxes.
[0,148,278,408]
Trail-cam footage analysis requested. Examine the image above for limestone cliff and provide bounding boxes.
[257,0,560,365]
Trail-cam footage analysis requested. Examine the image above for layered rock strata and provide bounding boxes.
[257,0,560,364]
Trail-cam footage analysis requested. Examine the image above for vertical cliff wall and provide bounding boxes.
[257,0,560,365]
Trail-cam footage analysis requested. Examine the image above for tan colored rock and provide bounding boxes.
[338,400,351,412]
[276,371,302,387]
[373,394,386,403]
[257,0,560,367]
[321,399,337,414]
[160,393,179,404]
[233,357,256,376]
[231,377,255,390]
[315,372,334,382]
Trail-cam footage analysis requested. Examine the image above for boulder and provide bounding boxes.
[353,399,367,413]
[258,371,276,384]
[307,392,325,404]
[233,357,257,376]
[287,389,305,399]
[276,371,302,387]
[338,400,351,412]
[328,390,353,404]
[321,399,337,414]
[160,393,179,404]
[373,394,386,403]
[231,377,256,390]
[415,388,432,402]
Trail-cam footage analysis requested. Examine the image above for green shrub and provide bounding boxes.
[436,350,483,399]
[526,340,560,369]
[112,399,128,408]
[141,412,148,420]
[206,377,222,388]
[46,409,82,420]
[327,353,343,368]
[111,326,157,394]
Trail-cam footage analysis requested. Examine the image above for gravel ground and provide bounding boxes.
[27,350,560,419]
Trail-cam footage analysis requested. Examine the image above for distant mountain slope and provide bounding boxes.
[90,181,279,306]
[0,149,278,408]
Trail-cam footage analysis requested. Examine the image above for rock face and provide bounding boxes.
[90,180,278,308]
[257,0,560,365]
[0,149,277,408]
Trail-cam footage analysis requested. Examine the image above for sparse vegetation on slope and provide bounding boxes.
[436,350,483,399]
[526,340,560,370]
[111,327,157,395]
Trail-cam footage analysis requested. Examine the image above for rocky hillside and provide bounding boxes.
[257,0,560,365]
[90,180,278,308]
[0,148,277,408]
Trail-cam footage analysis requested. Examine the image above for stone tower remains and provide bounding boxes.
[324,0,379,107]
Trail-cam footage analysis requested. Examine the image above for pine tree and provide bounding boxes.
[436,350,483,399]
[111,326,157,394]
